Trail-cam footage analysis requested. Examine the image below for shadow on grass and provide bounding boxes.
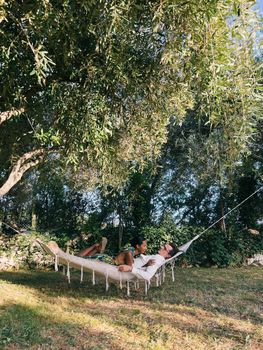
[0,302,128,350]
[0,267,262,324]
[76,300,261,346]
[0,269,125,300]
[0,268,262,349]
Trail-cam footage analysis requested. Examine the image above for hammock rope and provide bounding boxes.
[165,185,263,265]
[197,186,263,238]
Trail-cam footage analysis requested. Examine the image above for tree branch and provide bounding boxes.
[0,108,25,126]
[0,148,45,197]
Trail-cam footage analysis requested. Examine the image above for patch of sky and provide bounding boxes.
[255,0,263,15]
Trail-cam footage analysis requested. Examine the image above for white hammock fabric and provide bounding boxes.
[36,236,197,295]
[36,239,136,282]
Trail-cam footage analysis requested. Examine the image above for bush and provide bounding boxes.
[1,221,262,270]
[141,223,263,267]
[0,231,71,270]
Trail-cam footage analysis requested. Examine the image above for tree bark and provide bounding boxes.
[31,201,37,230]
[118,203,123,251]
[0,148,45,197]
[0,108,25,125]
[219,189,226,233]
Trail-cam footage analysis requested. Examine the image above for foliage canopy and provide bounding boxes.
[0,0,261,195]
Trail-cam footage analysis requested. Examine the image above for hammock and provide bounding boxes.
[36,238,193,296]
[36,239,135,287]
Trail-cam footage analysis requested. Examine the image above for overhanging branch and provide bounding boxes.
[0,108,25,126]
[0,148,45,197]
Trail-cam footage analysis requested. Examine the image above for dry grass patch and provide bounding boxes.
[0,267,262,350]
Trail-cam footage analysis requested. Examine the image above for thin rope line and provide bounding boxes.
[1,221,20,234]
[165,186,263,265]
[197,186,263,238]
[27,116,37,133]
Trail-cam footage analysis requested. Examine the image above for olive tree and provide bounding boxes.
[0,0,261,197]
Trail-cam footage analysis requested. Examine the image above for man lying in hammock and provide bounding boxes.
[118,243,177,281]
[76,235,147,266]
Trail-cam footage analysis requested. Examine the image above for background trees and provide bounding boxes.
[0,1,262,266]
[1,1,261,193]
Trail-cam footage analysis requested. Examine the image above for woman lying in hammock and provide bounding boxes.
[77,235,147,266]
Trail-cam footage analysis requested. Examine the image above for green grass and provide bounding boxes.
[0,267,262,350]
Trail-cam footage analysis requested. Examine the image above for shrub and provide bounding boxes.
[1,221,262,270]
[141,223,263,267]
[0,231,69,270]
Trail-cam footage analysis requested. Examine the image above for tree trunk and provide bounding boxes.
[219,190,226,233]
[31,202,37,230]
[118,203,123,251]
[0,149,45,197]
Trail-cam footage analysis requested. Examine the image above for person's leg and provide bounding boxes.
[100,237,108,253]
[77,243,100,257]
[77,237,108,257]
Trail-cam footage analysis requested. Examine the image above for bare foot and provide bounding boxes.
[100,237,108,253]
[118,265,132,272]
[47,241,60,252]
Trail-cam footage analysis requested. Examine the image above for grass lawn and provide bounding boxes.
[0,267,262,350]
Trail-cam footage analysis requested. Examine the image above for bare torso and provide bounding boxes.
[114,251,134,266]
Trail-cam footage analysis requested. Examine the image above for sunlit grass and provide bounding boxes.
[0,267,262,350]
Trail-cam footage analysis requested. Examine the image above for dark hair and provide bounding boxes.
[167,243,179,258]
[130,235,146,248]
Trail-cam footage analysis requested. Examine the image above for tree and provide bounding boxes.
[0,0,261,197]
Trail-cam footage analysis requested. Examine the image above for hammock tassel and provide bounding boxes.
[144,280,148,295]
[162,267,165,282]
[55,255,58,271]
[80,265,83,283]
[92,270,95,285]
[171,264,175,282]
[67,262,70,284]
[105,270,109,291]
[134,280,139,290]
[62,266,66,275]
[119,274,123,289]
[127,281,130,297]
[156,274,159,287]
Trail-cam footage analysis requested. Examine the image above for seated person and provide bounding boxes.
[76,235,147,266]
[118,243,177,281]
